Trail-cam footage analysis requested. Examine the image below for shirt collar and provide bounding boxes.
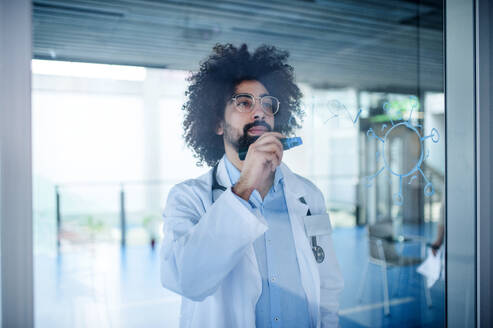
[223,154,241,186]
[272,164,284,192]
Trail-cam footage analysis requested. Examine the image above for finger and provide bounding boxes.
[253,147,278,164]
[262,152,280,171]
[244,144,279,164]
[254,141,282,152]
[254,143,283,160]
[257,131,284,139]
[254,135,284,150]
[258,144,282,163]
[254,135,283,149]
[265,149,281,167]
[256,132,285,145]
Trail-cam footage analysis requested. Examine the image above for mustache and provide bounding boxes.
[242,121,273,134]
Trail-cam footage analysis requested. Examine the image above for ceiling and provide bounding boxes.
[32,0,444,92]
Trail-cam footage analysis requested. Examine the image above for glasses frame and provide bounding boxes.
[230,93,280,116]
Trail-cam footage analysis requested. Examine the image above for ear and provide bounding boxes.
[215,121,224,135]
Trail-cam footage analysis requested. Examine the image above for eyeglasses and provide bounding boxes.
[231,93,280,116]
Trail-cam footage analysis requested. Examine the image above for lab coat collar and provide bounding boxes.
[279,162,321,328]
[279,162,307,198]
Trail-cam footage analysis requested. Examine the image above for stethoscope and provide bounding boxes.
[211,163,325,264]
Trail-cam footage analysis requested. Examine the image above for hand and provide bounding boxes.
[233,132,284,200]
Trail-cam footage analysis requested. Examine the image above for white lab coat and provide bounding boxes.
[160,158,344,328]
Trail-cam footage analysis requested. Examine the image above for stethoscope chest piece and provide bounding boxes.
[312,245,325,263]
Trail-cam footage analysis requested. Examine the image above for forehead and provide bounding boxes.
[235,80,269,95]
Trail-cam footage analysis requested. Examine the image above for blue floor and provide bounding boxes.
[333,226,445,328]
[35,224,445,327]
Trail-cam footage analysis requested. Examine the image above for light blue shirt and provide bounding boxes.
[224,155,311,328]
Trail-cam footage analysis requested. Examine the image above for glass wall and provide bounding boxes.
[33,0,445,326]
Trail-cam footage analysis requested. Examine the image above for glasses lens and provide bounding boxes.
[261,96,279,115]
[234,95,254,112]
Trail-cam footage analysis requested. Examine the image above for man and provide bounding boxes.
[160,44,344,328]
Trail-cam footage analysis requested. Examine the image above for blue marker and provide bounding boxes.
[239,137,303,160]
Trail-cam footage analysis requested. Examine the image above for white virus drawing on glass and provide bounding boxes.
[365,96,440,206]
[324,99,362,125]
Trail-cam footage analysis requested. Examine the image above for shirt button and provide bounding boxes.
[270,277,276,282]
[274,316,280,322]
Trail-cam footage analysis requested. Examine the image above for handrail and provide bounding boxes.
[54,175,360,249]
[54,170,442,249]
[55,180,179,250]
[56,174,360,189]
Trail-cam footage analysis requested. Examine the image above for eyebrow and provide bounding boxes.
[235,92,270,97]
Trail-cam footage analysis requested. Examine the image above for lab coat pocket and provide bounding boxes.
[303,213,332,237]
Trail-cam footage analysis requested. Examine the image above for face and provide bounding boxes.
[216,80,275,152]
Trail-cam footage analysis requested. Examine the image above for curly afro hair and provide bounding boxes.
[182,43,304,167]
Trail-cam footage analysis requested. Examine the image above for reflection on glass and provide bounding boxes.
[32,0,445,327]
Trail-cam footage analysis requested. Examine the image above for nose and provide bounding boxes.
[251,100,265,121]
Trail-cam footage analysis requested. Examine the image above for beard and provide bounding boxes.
[223,120,273,153]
